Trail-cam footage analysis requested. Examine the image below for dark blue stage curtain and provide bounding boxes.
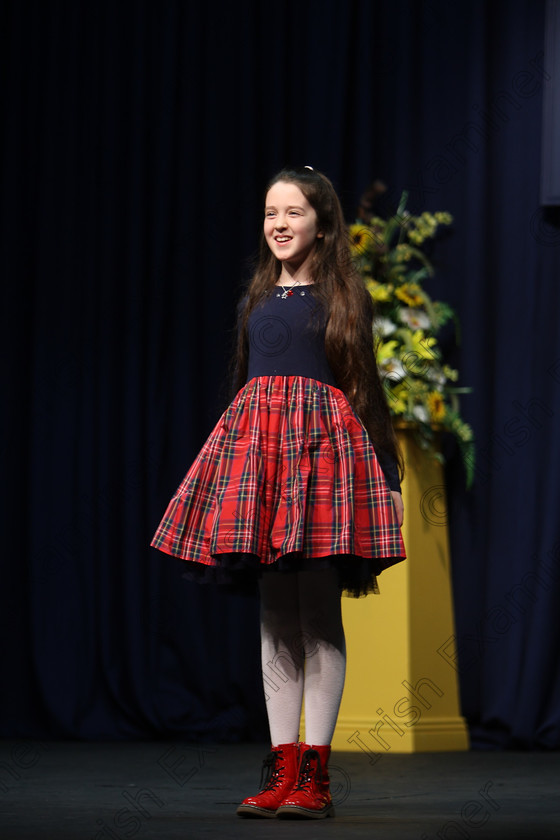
[1,0,559,748]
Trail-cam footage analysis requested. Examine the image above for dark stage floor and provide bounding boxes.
[0,741,559,839]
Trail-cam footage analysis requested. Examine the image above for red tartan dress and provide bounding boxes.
[151,285,406,596]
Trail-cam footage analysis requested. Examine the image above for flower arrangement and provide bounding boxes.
[350,186,475,487]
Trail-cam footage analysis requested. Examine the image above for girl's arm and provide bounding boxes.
[391,491,404,527]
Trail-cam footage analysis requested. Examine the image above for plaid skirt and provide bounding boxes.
[151,375,406,596]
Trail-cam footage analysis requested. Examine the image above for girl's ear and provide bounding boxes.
[317,231,324,238]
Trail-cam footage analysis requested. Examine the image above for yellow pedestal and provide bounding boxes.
[304,428,469,753]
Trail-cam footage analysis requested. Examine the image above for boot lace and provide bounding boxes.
[259,748,287,792]
[292,748,323,792]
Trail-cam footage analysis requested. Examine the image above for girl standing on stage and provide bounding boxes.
[152,166,405,819]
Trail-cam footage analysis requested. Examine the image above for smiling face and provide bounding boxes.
[264,181,323,279]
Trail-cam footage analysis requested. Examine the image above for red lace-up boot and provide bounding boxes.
[276,744,335,819]
[236,743,300,818]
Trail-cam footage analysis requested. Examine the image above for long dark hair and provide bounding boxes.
[233,166,403,481]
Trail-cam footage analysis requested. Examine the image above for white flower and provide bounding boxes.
[412,404,430,423]
[380,358,407,381]
[399,308,431,330]
[374,317,398,337]
[426,368,447,386]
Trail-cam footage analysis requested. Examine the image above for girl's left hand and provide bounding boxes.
[391,491,404,527]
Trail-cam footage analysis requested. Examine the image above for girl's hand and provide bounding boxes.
[391,491,404,527]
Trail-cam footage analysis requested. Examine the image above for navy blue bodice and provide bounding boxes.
[242,284,400,491]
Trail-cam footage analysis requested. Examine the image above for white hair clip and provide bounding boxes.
[304,165,314,170]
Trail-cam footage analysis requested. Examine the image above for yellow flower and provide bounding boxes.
[407,211,451,246]
[349,224,375,256]
[376,339,399,364]
[386,382,409,414]
[427,391,446,422]
[419,212,438,232]
[407,329,439,359]
[395,282,425,307]
[366,278,393,302]
[408,230,425,245]
[457,422,474,442]
[394,244,413,261]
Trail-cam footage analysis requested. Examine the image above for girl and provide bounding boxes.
[151,166,406,819]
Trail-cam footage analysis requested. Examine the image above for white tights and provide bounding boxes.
[258,568,346,746]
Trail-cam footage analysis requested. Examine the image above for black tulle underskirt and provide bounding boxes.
[174,550,405,599]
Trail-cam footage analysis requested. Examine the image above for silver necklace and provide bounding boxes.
[276,281,307,299]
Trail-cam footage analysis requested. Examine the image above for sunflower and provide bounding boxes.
[427,391,446,423]
[348,224,375,256]
[395,282,425,307]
